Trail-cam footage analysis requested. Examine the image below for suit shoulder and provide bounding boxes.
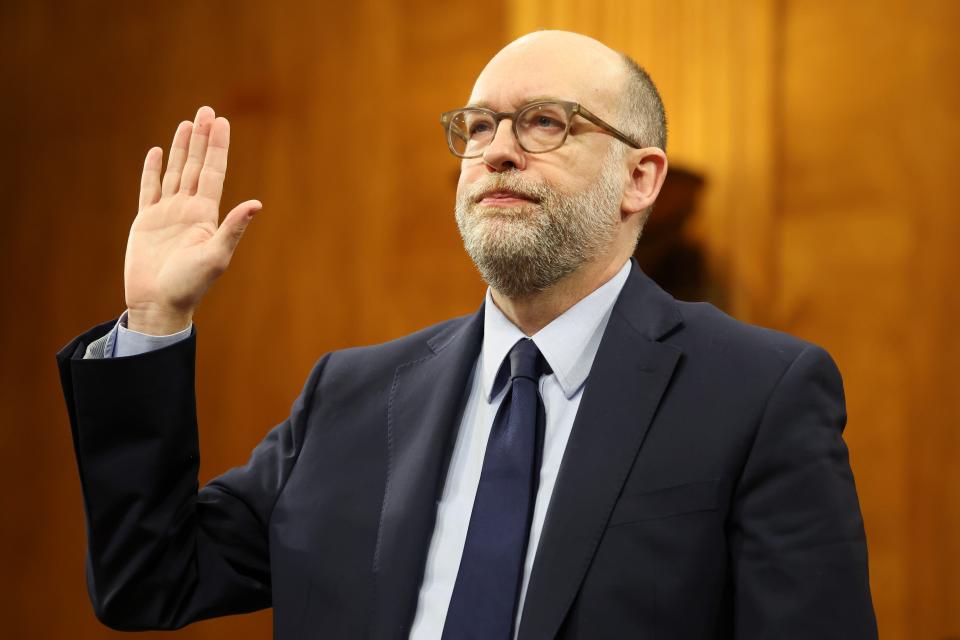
[672,300,833,371]
[321,313,475,377]
[292,313,476,407]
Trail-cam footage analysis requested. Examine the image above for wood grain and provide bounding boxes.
[0,1,502,637]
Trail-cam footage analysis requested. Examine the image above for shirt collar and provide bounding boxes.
[480,259,632,401]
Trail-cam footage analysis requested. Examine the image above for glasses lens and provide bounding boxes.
[447,109,496,157]
[517,103,569,152]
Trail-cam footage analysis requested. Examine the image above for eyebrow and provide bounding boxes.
[464,95,567,110]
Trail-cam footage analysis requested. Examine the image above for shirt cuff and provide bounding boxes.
[113,310,194,358]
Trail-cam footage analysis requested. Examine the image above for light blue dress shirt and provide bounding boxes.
[100,260,632,639]
[96,309,193,358]
[410,260,631,639]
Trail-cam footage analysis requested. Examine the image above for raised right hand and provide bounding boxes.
[124,106,262,335]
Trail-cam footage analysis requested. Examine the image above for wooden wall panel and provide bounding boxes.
[0,1,504,637]
[778,1,960,637]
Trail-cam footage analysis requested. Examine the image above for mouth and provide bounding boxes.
[474,188,540,207]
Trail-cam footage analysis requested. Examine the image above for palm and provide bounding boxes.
[125,107,261,325]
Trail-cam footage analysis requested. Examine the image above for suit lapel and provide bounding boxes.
[370,308,484,640]
[517,264,684,639]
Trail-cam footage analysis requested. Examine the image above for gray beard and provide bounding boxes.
[454,155,623,298]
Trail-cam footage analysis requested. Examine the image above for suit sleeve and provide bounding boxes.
[730,344,878,639]
[56,321,327,630]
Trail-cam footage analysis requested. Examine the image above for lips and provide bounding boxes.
[474,188,540,204]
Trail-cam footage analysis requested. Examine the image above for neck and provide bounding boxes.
[490,251,630,335]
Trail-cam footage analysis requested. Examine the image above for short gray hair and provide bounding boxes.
[618,53,667,151]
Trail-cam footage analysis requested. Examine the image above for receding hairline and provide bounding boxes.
[469,32,633,120]
[471,31,667,151]
[499,30,623,61]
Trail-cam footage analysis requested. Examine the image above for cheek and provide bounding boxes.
[458,161,484,184]
[456,162,487,198]
[455,178,468,203]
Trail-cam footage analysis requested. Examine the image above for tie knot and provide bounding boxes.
[508,338,551,381]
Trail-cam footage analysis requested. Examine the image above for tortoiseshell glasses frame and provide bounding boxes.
[440,100,641,158]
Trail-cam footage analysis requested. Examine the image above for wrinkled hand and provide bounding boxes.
[124,106,261,335]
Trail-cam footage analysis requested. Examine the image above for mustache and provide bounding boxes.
[465,173,547,204]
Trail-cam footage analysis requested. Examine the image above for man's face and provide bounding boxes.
[454,33,631,298]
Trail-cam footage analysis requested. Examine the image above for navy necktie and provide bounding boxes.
[442,338,550,640]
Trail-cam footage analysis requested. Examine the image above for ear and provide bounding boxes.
[620,147,668,220]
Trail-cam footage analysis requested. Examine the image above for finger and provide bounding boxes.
[213,199,262,259]
[139,147,163,210]
[197,117,230,203]
[161,121,193,197]
[179,106,216,196]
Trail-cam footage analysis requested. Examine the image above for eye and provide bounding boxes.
[469,121,493,135]
[462,112,496,139]
[518,105,567,133]
[533,115,563,129]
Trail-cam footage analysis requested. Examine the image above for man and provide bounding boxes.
[57,31,878,639]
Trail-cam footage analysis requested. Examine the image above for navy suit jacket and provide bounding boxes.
[57,263,877,638]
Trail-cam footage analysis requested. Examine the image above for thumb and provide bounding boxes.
[214,199,262,257]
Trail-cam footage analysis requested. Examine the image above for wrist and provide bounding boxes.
[126,306,193,336]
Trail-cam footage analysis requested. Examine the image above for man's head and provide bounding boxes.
[452,31,668,298]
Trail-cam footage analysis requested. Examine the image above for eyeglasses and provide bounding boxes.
[440,100,641,158]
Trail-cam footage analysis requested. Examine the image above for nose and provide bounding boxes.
[481,119,526,172]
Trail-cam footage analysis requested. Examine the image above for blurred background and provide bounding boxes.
[1,0,957,637]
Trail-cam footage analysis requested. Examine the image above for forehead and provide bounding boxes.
[468,33,624,116]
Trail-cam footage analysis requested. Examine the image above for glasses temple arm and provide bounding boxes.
[575,106,642,149]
